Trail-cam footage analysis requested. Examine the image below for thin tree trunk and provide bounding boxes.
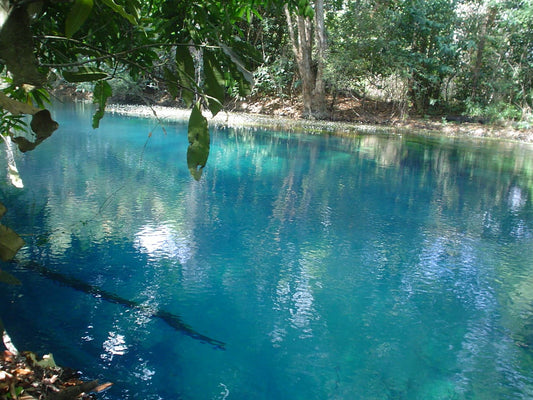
[284,2,326,119]
[471,7,497,100]
[313,0,327,118]
[298,13,315,117]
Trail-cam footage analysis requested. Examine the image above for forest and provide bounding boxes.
[0,0,530,223]
[1,0,532,126]
[0,0,531,257]
[0,0,530,181]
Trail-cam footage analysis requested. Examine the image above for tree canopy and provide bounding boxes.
[267,0,533,123]
[0,0,532,187]
[0,0,284,264]
[0,0,277,180]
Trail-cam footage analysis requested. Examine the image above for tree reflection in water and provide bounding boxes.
[0,104,532,399]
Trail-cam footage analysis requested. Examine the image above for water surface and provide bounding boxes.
[1,103,533,399]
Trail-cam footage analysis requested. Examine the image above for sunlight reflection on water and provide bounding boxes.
[0,104,533,399]
[102,331,128,362]
[135,223,192,264]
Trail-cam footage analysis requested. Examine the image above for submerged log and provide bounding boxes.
[13,261,226,350]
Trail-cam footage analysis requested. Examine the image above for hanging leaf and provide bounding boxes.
[187,103,209,180]
[92,80,112,129]
[163,67,179,98]
[63,67,108,83]
[30,109,58,139]
[203,51,225,116]
[101,0,138,25]
[219,42,254,87]
[0,269,21,285]
[29,87,52,110]
[174,46,196,107]
[227,58,253,97]
[175,46,195,81]
[65,0,94,38]
[0,224,24,262]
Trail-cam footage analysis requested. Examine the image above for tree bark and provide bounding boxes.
[0,3,46,87]
[284,1,327,119]
[313,0,327,118]
[471,6,497,100]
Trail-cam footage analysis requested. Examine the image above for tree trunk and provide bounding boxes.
[284,1,327,119]
[471,7,497,100]
[313,0,327,118]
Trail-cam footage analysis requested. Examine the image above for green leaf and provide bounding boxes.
[63,67,108,83]
[4,385,23,398]
[0,224,24,262]
[101,0,137,25]
[228,62,253,97]
[163,67,179,98]
[219,43,254,87]
[92,80,112,129]
[65,0,94,38]
[0,269,21,285]
[219,40,256,97]
[29,87,51,109]
[175,46,195,81]
[175,46,196,107]
[203,51,225,116]
[187,103,209,180]
[304,5,314,18]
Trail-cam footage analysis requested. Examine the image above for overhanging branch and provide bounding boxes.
[37,36,220,68]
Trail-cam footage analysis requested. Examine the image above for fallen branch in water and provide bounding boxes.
[14,261,226,350]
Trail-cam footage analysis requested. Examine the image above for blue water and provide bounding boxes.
[1,102,533,399]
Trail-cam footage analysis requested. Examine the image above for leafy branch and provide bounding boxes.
[37,36,221,68]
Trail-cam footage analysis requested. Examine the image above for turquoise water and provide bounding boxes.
[1,103,533,399]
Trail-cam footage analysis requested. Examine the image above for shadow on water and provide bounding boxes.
[8,260,226,350]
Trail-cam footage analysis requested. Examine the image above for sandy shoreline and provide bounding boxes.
[106,104,389,134]
[106,103,533,144]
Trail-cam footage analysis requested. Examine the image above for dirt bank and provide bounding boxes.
[52,83,532,143]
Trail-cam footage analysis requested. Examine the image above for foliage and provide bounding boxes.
[253,57,297,98]
[464,99,523,123]
[393,0,461,112]
[187,103,210,180]
[2,0,529,138]
[327,0,462,113]
[325,0,395,93]
[0,0,277,263]
[0,0,266,179]
[0,111,26,137]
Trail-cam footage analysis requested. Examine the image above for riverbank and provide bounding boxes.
[106,103,533,144]
[0,349,111,399]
